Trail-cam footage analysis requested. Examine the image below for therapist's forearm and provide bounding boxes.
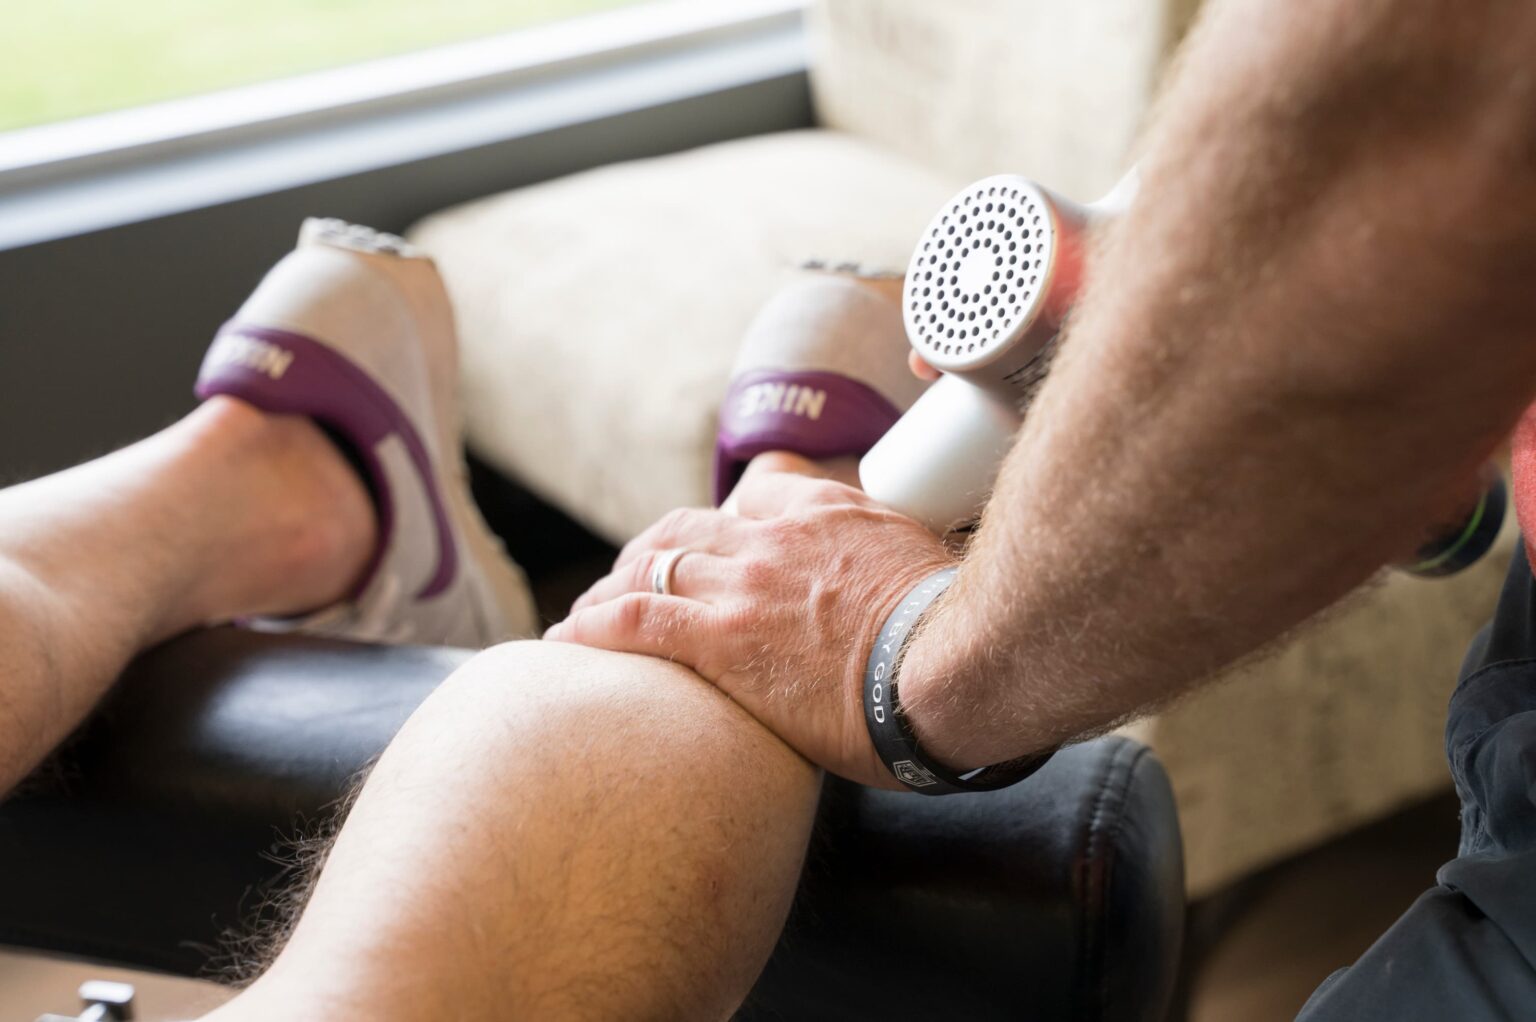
[900,0,1536,769]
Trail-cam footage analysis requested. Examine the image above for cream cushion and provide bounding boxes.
[808,0,1202,200]
[410,130,960,544]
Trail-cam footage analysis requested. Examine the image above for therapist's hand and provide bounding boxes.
[546,453,953,788]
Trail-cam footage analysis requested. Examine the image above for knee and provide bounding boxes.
[446,638,697,715]
[437,638,700,731]
[422,640,612,741]
[432,639,813,792]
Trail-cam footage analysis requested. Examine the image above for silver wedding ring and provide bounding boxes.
[650,548,690,596]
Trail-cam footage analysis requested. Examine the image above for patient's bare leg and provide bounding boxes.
[205,640,820,1022]
[0,397,373,791]
[2,400,821,1018]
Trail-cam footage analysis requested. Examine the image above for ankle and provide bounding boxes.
[169,398,378,631]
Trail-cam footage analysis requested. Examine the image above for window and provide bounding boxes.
[0,0,806,250]
[0,0,658,134]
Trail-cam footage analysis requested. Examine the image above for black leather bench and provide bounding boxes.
[0,626,1184,1021]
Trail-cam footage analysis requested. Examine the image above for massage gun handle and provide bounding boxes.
[863,375,1507,578]
[859,375,1022,534]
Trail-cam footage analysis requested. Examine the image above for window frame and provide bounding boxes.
[0,0,809,250]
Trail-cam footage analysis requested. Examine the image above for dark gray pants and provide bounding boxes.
[1297,543,1536,1020]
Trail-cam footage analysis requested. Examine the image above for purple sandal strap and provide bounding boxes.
[713,369,902,505]
[195,324,457,599]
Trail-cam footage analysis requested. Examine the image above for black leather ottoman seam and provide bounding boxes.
[1076,738,1150,1022]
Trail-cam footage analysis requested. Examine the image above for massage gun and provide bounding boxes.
[859,170,1506,576]
[859,170,1136,533]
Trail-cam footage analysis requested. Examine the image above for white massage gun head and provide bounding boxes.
[903,175,1095,396]
[862,170,1137,533]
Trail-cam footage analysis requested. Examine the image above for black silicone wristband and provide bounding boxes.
[863,567,1054,795]
[1401,472,1507,578]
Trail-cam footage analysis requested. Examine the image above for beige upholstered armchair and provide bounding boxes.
[408,0,1515,898]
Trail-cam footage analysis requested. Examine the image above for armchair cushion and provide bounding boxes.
[408,129,960,545]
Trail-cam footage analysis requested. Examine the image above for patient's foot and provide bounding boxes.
[195,220,537,646]
[713,262,928,504]
[164,396,377,635]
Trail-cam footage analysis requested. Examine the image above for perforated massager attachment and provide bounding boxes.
[861,172,1136,533]
[903,175,1079,393]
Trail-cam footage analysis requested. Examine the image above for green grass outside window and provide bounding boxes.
[0,0,653,133]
